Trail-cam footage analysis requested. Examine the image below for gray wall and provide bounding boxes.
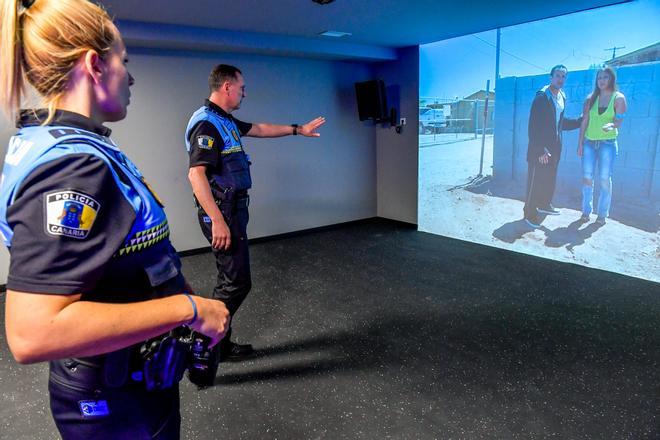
[0,50,378,284]
[374,46,420,224]
[0,122,11,285]
[494,62,660,203]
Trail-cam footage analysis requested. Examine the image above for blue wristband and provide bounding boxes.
[183,294,198,326]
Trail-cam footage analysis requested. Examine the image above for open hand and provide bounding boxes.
[299,117,326,137]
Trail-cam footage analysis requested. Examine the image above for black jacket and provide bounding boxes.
[527,86,582,162]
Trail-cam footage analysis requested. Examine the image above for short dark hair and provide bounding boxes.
[209,64,242,92]
[550,64,568,76]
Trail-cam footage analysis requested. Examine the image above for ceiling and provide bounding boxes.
[101,0,631,60]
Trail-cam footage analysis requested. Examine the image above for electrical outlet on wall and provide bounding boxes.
[400,118,406,126]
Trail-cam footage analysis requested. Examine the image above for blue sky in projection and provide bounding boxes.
[419,0,660,101]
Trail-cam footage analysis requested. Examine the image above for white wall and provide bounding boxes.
[374,46,420,224]
[0,50,377,284]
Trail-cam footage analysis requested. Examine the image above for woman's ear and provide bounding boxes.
[82,49,103,85]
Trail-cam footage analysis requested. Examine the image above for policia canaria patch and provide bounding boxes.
[45,190,100,239]
[197,135,215,149]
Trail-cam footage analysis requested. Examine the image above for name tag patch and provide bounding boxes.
[78,400,110,418]
[197,135,215,149]
[45,190,100,239]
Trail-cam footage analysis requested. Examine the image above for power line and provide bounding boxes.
[504,24,599,62]
[496,27,607,69]
[559,50,573,63]
[472,35,546,72]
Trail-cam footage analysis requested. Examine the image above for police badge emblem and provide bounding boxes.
[45,190,100,239]
[197,135,215,149]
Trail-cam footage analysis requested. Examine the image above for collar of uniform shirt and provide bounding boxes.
[204,99,233,119]
[16,109,112,137]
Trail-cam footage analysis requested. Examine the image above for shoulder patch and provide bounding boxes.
[45,190,101,239]
[197,135,215,149]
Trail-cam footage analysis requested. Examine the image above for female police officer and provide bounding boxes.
[0,0,229,438]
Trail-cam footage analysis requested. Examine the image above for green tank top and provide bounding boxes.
[586,93,618,141]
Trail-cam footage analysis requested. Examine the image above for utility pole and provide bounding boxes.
[495,28,501,80]
[478,80,490,177]
[604,46,625,60]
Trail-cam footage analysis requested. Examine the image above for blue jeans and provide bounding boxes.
[581,138,617,218]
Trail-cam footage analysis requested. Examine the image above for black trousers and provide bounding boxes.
[49,359,180,440]
[523,157,559,220]
[197,201,251,341]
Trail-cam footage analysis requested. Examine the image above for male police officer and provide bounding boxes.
[185,64,325,372]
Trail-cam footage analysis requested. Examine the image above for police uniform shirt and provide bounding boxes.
[5,110,169,298]
[187,99,252,172]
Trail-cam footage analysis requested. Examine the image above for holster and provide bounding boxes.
[194,182,237,223]
[101,329,192,391]
[210,182,235,204]
[142,335,191,391]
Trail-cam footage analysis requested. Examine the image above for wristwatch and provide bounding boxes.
[291,124,299,135]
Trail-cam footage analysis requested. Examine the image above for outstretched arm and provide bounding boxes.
[561,113,583,131]
[246,116,325,138]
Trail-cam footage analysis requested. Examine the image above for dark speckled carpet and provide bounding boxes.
[1,219,658,439]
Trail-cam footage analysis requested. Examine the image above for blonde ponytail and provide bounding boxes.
[0,0,116,122]
[0,0,24,120]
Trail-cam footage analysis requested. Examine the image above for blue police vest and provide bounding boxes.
[184,106,252,191]
[0,125,170,257]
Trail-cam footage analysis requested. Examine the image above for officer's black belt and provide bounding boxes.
[234,196,249,209]
[215,195,249,209]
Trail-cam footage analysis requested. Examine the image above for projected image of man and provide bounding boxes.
[523,64,582,228]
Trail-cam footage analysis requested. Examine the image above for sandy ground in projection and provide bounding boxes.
[418,134,659,284]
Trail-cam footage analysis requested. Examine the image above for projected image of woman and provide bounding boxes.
[577,66,627,225]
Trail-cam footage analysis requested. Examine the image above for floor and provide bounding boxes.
[1,219,658,439]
